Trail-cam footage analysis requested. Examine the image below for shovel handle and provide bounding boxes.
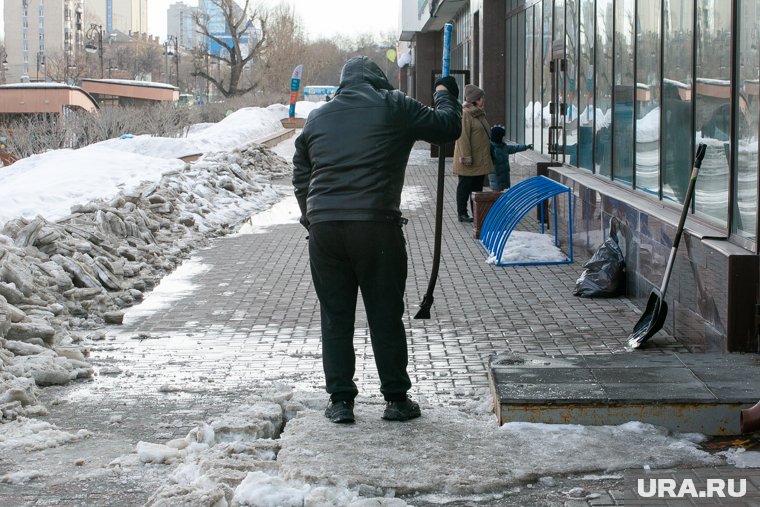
[660,143,707,295]
[675,143,707,248]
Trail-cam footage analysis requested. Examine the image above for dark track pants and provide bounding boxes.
[308,221,411,402]
[456,175,485,216]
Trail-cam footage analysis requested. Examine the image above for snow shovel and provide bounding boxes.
[415,22,453,319]
[627,143,707,349]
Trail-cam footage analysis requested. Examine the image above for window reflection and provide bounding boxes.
[694,0,731,227]
[565,0,579,166]
[525,7,535,147]
[541,0,553,154]
[595,0,613,177]
[661,0,693,203]
[733,2,759,242]
[612,0,635,184]
[577,0,594,170]
[533,2,543,150]
[635,1,661,196]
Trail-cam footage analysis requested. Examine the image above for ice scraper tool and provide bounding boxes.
[415,22,453,319]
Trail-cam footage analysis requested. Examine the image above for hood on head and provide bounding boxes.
[337,56,394,93]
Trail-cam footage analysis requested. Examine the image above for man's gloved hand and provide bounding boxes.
[434,76,459,99]
[299,215,310,230]
[528,144,534,150]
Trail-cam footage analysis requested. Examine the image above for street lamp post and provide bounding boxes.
[85,23,104,78]
[164,35,179,87]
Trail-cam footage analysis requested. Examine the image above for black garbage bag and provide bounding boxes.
[573,229,625,298]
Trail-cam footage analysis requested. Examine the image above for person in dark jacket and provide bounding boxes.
[292,56,461,424]
[488,125,532,191]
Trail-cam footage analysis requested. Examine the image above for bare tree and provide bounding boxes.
[255,4,306,99]
[192,0,267,97]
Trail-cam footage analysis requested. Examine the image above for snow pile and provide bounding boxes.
[721,447,760,469]
[186,108,284,154]
[0,141,292,420]
[266,100,325,120]
[94,135,202,160]
[0,417,91,452]
[485,231,569,265]
[0,146,185,226]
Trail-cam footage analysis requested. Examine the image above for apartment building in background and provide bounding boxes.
[86,0,148,36]
[3,1,85,84]
[167,2,199,50]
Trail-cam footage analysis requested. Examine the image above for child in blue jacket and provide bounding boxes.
[489,125,532,191]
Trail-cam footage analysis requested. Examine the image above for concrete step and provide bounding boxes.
[488,352,760,435]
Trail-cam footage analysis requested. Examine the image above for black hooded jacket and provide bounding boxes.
[292,56,461,226]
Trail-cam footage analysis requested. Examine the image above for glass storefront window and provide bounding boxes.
[533,2,543,150]
[525,7,535,147]
[565,0,579,166]
[635,0,661,196]
[661,0,694,203]
[541,0,553,154]
[694,0,731,227]
[578,0,594,171]
[595,0,613,177]
[733,2,759,243]
[517,10,526,144]
[612,0,635,185]
[510,15,519,140]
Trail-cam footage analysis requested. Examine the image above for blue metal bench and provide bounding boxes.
[480,175,574,266]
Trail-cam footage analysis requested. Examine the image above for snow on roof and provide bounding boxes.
[80,78,179,90]
[0,82,85,90]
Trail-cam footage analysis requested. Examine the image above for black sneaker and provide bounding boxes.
[382,397,421,421]
[324,400,355,424]
[458,214,474,223]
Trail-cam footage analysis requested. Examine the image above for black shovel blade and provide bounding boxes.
[627,289,669,348]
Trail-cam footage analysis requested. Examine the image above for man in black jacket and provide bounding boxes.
[293,56,461,423]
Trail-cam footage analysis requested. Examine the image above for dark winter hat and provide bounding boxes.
[464,84,484,103]
[490,125,505,143]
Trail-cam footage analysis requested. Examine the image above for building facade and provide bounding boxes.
[401,0,760,353]
[86,0,148,36]
[3,1,84,84]
[167,2,198,50]
[198,0,251,57]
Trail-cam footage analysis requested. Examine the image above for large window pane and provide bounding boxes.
[694,0,731,227]
[533,2,543,149]
[578,0,594,170]
[662,0,693,203]
[595,0,613,177]
[505,17,513,140]
[541,0,553,154]
[734,2,759,243]
[565,0,579,165]
[510,16,518,140]
[612,0,634,185]
[517,10,526,144]
[525,7,535,147]
[635,0,661,195]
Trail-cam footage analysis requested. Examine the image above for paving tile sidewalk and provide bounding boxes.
[1,145,704,506]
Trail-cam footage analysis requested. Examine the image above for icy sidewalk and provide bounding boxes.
[136,385,718,506]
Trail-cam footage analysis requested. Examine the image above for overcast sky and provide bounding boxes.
[1,1,399,42]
